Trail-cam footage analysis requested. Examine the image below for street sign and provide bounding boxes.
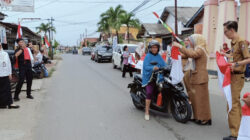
[0,0,34,12]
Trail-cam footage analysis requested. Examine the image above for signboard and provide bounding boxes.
[0,0,34,12]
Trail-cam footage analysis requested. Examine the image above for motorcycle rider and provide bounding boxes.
[142,40,166,121]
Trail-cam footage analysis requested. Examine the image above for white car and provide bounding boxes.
[112,44,139,71]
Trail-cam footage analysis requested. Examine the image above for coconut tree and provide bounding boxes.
[120,12,140,43]
[36,23,56,39]
[99,5,126,43]
[97,17,111,38]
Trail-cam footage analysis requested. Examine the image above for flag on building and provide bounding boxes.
[216,52,232,113]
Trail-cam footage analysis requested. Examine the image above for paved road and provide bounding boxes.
[33,54,250,140]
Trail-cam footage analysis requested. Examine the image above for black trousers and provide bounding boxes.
[0,76,13,106]
[122,64,133,77]
[15,65,33,98]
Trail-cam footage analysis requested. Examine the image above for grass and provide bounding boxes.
[49,68,56,77]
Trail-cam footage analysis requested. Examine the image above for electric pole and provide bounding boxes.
[175,0,178,35]
[47,17,55,60]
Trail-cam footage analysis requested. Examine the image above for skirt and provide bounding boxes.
[191,82,212,121]
[0,76,13,106]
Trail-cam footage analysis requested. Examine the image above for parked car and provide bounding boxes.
[82,47,91,55]
[94,45,112,63]
[91,47,97,60]
[72,47,78,54]
[112,44,138,71]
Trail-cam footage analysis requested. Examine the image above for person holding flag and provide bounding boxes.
[14,38,34,101]
[221,21,250,140]
[173,34,212,125]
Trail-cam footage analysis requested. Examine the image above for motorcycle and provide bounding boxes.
[128,62,192,123]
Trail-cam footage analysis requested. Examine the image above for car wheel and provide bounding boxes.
[97,58,101,63]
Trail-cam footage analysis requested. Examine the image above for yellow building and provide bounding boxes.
[111,25,139,41]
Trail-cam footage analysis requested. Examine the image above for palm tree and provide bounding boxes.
[36,23,56,38]
[120,12,140,43]
[99,5,125,43]
[97,17,111,38]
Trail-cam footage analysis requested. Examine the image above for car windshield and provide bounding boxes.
[83,48,90,51]
[99,46,112,52]
[127,46,137,53]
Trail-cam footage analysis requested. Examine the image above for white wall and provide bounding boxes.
[165,14,184,35]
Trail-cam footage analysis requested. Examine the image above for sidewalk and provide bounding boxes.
[0,58,61,140]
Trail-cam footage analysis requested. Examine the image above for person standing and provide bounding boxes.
[122,45,133,78]
[14,38,34,101]
[0,44,19,109]
[173,34,212,125]
[222,21,250,140]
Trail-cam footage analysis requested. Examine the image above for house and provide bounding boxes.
[82,37,99,47]
[0,22,41,50]
[137,23,171,50]
[160,6,200,35]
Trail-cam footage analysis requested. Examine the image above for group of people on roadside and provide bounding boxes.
[140,21,250,140]
[0,38,48,110]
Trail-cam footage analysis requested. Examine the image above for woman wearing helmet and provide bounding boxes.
[142,40,166,121]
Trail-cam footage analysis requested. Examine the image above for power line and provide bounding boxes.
[134,0,163,14]
[130,0,150,13]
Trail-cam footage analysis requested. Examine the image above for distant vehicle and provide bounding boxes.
[112,44,138,71]
[91,47,97,60]
[94,45,112,63]
[82,47,91,55]
[72,48,78,55]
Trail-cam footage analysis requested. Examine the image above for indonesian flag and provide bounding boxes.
[128,54,136,68]
[216,52,232,113]
[44,36,51,48]
[238,93,250,140]
[170,46,184,84]
[16,22,22,39]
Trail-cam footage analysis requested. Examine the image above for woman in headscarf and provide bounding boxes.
[142,40,166,121]
[0,44,19,109]
[173,34,212,125]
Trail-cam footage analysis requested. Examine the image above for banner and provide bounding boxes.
[1,0,34,12]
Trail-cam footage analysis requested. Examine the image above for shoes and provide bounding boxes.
[245,78,250,82]
[13,97,20,102]
[27,95,34,99]
[145,114,150,121]
[223,136,237,140]
[195,120,212,125]
[8,104,20,109]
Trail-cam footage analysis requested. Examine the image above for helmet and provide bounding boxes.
[148,40,160,53]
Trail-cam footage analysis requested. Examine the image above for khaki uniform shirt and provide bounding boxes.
[231,37,250,73]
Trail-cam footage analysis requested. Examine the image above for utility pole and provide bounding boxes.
[175,0,178,35]
[47,17,55,60]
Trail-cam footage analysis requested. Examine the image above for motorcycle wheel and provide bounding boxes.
[170,97,192,123]
[132,98,144,110]
[38,70,44,79]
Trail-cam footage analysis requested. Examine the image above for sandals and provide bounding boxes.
[195,120,212,125]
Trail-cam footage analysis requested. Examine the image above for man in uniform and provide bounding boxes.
[223,21,250,140]
[14,38,34,101]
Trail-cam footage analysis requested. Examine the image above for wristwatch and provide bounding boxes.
[235,62,239,67]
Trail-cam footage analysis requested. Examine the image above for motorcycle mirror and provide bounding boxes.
[150,61,158,65]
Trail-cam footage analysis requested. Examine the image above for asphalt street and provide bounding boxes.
[32,54,250,140]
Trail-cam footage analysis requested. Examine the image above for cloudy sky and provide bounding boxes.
[2,0,214,46]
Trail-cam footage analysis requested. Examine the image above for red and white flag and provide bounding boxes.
[216,52,232,113]
[170,46,184,84]
[16,22,22,39]
[44,36,51,48]
[238,93,250,140]
[128,54,136,68]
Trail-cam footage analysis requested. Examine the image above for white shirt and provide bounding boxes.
[0,49,12,77]
[35,52,43,63]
